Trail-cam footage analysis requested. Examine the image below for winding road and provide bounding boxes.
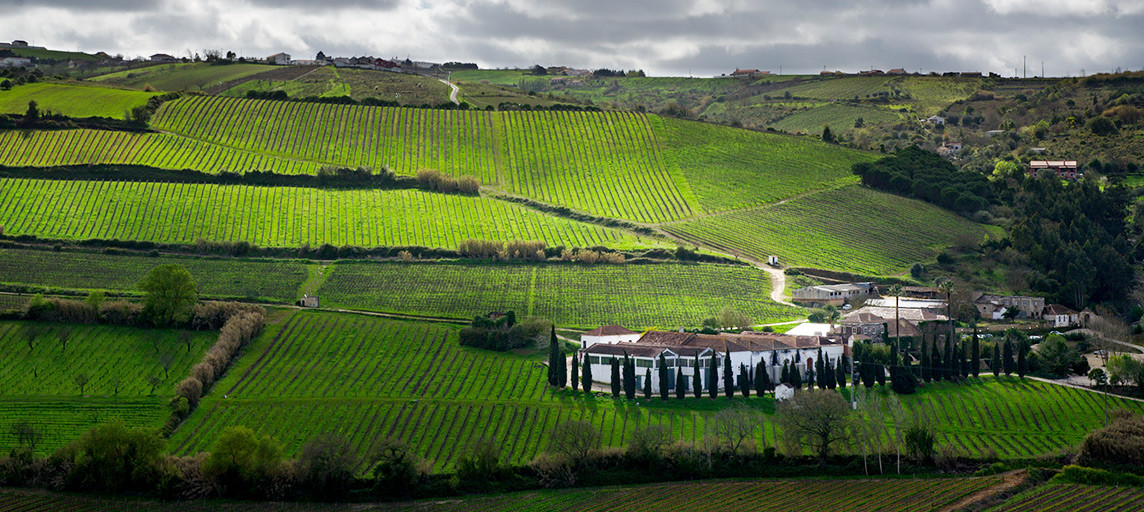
[438,78,460,105]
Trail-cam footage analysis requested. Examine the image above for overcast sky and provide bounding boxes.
[2,0,1142,77]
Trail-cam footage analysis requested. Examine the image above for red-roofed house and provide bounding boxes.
[731,68,767,77]
[1028,160,1082,181]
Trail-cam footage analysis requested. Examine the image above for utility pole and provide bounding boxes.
[1023,55,1026,78]
[850,338,857,410]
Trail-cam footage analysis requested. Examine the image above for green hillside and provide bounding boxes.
[89,62,276,91]
[663,185,999,276]
[0,82,158,118]
[222,65,453,105]
[0,178,653,250]
[320,260,801,328]
[0,321,215,454]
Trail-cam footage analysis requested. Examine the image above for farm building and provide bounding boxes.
[580,325,641,349]
[975,294,1045,320]
[937,141,962,157]
[298,295,320,308]
[838,307,947,343]
[267,52,291,65]
[922,115,946,125]
[579,329,848,392]
[1028,160,1081,181]
[730,68,768,77]
[149,53,177,63]
[887,68,908,75]
[0,57,32,68]
[792,282,876,307]
[1043,304,1079,328]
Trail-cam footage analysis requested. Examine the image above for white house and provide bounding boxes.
[149,53,176,63]
[580,325,641,349]
[923,115,946,125]
[792,282,876,307]
[267,52,291,65]
[0,57,31,68]
[579,329,849,392]
[1043,304,1078,328]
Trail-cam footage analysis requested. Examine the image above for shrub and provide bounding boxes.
[299,432,358,500]
[98,300,144,326]
[202,426,284,498]
[57,420,165,492]
[457,175,480,195]
[415,169,443,191]
[1088,115,1118,136]
[458,239,502,259]
[368,437,427,497]
[1076,411,1144,467]
[397,250,413,262]
[904,424,936,463]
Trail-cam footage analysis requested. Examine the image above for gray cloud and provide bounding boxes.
[0,0,1140,76]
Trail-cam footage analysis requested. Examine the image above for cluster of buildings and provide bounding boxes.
[147,51,439,73]
[0,40,39,68]
[579,326,847,395]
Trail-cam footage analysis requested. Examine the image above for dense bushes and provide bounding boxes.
[1075,410,1144,468]
[172,308,265,422]
[852,145,992,214]
[0,164,414,190]
[459,312,552,351]
[414,169,481,195]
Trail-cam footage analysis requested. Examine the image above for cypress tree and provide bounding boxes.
[932,339,944,381]
[610,358,620,397]
[961,342,970,379]
[944,335,953,380]
[1017,340,1028,378]
[890,342,900,367]
[571,353,579,392]
[992,344,1001,377]
[781,361,790,385]
[723,351,734,398]
[835,358,846,389]
[754,361,767,396]
[676,366,686,399]
[815,349,826,390]
[790,359,802,389]
[623,353,635,399]
[708,356,719,398]
[971,322,980,378]
[739,364,751,397]
[658,353,670,400]
[827,358,837,389]
[582,354,593,394]
[875,363,886,386]
[693,355,702,398]
[861,361,874,388]
[807,362,816,390]
[547,330,559,387]
[1003,340,1014,376]
[643,368,652,399]
[557,346,567,389]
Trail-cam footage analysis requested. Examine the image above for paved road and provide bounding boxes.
[438,78,460,105]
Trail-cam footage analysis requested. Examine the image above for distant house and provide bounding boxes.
[150,53,177,63]
[838,307,947,343]
[267,52,291,65]
[1028,160,1081,181]
[985,130,1005,137]
[373,58,401,71]
[731,68,766,77]
[792,282,877,307]
[859,69,885,75]
[785,323,834,337]
[887,68,908,75]
[976,294,1045,320]
[1043,304,1079,328]
[0,57,32,68]
[580,325,641,349]
[923,115,946,125]
[820,70,844,76]
[0,40,44,50]
[10,40,28,47]
[298,295,319,308]
[937,141,963,157]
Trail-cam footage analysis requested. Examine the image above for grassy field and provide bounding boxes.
[663,185,998,276]
[151,95,693,222]
[0,248,309,302]
[169,310,1144,472]
[89,62,277,92]
[0,82,158,118]
[0,178,652,249]
[0,321,215,454]
[655,116,873,212]
[318,260,801,328]
[994,482,1144,511]
[223,66,453,106]
[0,477,1004,511]
[0,129,322,174]
[769,103,902,135]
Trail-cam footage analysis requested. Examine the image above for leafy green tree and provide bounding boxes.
[139,264,198,326]
[203,426,284,495]
[1088,115,1117,136]
[775,389,854,466]
[64,420,165,492]
[658,353,669,400]
[822,124,834,143]
[300,432,359,500]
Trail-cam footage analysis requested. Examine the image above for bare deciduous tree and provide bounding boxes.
[708,406,759,454]
[160,352,175,379]
[10,420,42,453]
[75,373,90,395]
[775,389,855,466]
[147,375,162,395]
[547,420,600,467]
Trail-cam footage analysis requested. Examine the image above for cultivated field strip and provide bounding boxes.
[0,398,170,456]
[0,476,1003,511]
[150,95,692,222]
[0,248,308,302]
[664,185,996,276]
[0,129,320,174]
[0,82,159,118]
[0,178,645,249]
[994,483,1144,511]
[319,261,802,328]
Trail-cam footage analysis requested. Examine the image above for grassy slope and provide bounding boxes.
[993,482,1144,511]
[319,260,801,328]
[223,66,453,105]
[0,248,308,302]
[769,103,902,135]
[0,82,158,118]
[0,477,1003,511]
[0,321,214,454]
[655,116,875,212]
[0,178,655,250]
[89,63,276,91]
[664,185,999,276]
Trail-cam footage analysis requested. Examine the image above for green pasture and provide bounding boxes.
[0,178,653,249]
[223,66,453,106]
[769,103,902,135]
[89,62,276,92]
[0,82,158,118]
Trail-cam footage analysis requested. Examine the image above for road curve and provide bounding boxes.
[438,78,460,105]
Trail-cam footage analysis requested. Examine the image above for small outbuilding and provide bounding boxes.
[775,383,795,402]
[299,295,320,308]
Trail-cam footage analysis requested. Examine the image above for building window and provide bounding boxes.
[636,359,652,368]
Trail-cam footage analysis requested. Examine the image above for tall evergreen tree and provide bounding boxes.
[643,368,652,399]
[1003,340,1014,376]
[816,349,827,390]
[739,364,751,397]
[723,351,734,398]
[693,355,703,398]
[676,366,686,399]
[571,353,579,392]
[1017,340,1028,378]
[658,353,670,400]
[807,362,816,390]
[790,359,802,389]
[875,363,886,386]
[623,353,635,399]
[582,354,593,394]
[708,356,719,398]
[547,329,559,387]
[610,357,621,397]
[944,335,954,381]
[992,344,1001,377]
[961,342,970,378]
[755,361,767,396]
[781,361,790,385]
[971,321,981,378]
[557,346,567,389]
[932,339,944,381]
[836,358,846,389]
[861,361,874,388]
[920,340,932,383]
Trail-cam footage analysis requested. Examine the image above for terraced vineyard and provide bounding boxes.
[655,116,873,212]
[0,129,320,174]
[0,321,215,454]
[0,82,158,118]
[151,95,693,222]
[769,103,902,135]
[0,248,309,302]
[664,185,998,276]
[0,477,1004,511]
[995,483,1144,511]
[169,311,735,471]
[0,178,650,249]
[773,75,900,100]
[319,261,802,328]
[89,62,277,91]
